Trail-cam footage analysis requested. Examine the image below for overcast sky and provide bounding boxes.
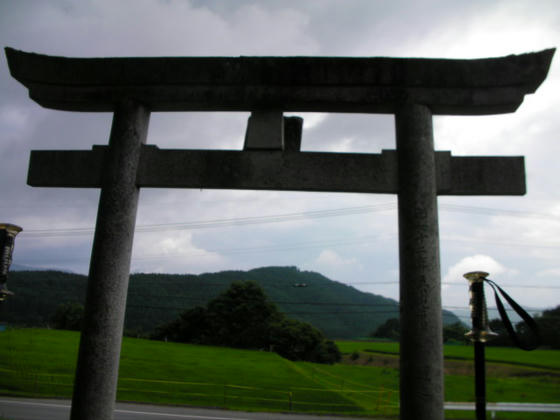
[1,0,559,319]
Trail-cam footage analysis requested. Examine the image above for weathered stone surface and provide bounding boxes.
[396,104,443,420]
[448,155,526,195]
[28,146,525,195]
[27,146,106,187]
[5,47,554,115]
[283,116,303,152]
[244,111,284,150]
[70,100,150,420]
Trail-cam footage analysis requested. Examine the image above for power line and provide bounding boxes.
[14,276,560,293]
[440,203,560,221]
[350,281,560,290]
[18,284,548,314]
[11,283,543,311]
[19,203,397,238]
[124,303,529,316]
[17,202,560,239]
[14,232,392,264]
[442,236,560,250]
[16,231,560,266]
[113,290,550,313]
[122,304,444,315]
[442,282,560,290]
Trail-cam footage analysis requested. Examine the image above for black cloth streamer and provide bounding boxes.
[483,278,540,351]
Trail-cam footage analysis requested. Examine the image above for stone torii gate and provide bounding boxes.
[6,47,554,420]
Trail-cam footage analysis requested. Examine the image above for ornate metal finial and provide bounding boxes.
[464,271,498,343]
[0,223,23,301]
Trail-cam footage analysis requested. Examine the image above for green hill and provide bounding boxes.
[3,266,461,338]
[0,328,397,415]
[2,328,559,417]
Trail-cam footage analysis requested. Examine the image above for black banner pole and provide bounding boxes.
[473,341,486,419]
[464,271,497,420]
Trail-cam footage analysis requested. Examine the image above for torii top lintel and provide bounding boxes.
[5,47,555,115]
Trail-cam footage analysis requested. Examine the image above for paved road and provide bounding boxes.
[2,397,560,420]
[445,401,560,413]
[0,398,366,420]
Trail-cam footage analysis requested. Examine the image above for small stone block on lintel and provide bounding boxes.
[283,116,303,152]
[244,111,284,150]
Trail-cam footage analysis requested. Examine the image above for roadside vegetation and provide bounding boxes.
[370,305,560,349]
[1,328,559,419]
[151,281,341,364]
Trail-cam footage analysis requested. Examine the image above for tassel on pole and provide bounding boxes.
[0,223,22,302]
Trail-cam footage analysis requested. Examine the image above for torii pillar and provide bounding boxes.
[396,103,443,418]
[71,100,150,419]
[6,47,554,420]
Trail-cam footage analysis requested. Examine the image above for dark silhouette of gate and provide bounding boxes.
[6,46,554,420]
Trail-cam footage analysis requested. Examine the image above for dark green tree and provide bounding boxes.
[516,305,560,349]
[315,339,342,364]
[152,280,341,363]
[153,282,281,349]
[371,317,400,340]
[205,281,282,348]
[269,318,320,360]
[535,316,560,349]
[485,318,513,346]
[442,322,469,344]
[51,302,84,331]
[152,306,210,343]
[269,318,341,364]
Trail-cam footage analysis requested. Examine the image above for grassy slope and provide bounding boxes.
[1,329,559,418]
[337,340,560,419]
[337,340,560,370]
[0,329,388,415]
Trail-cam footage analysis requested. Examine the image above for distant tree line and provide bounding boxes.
[369,305,560,349]
[7,268,464,339]
[492,305,560,349]
[51,302,84,331]
[151,281,341,364]
[370,318,469,344]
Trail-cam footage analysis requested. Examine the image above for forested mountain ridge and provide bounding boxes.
[3,266,461,338]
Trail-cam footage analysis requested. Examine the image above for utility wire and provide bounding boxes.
[123,303,522,318]
[345,281,560,290]
[16,230,560,265]
[17,202,560,239]
[9,278,546,310]
[14,275,560,292]
[19,203,397,238]
[19,284,548,316]
[440,204,560,221]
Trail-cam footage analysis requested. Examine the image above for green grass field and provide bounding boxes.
[337,340,560,370]
[338,340,560,419]
[1,329,559,419]
[0,329,397,416]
